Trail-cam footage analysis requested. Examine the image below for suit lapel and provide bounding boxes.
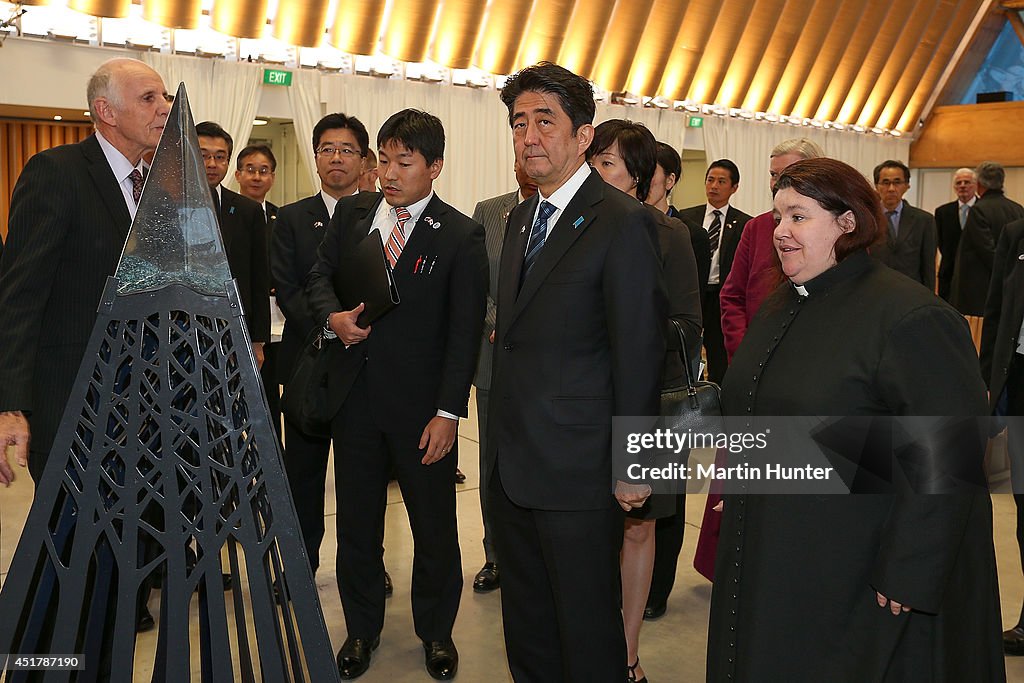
[219,188,234,251]
[398,194,447,269]
[82,136,132,238]
[500,194,537,320]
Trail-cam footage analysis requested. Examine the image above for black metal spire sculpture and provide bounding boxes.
[0,84,339,683]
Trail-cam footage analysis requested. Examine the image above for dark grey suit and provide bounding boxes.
[872,201,937,288]
[952,189,1024,316]
[935,199,966,301]
[0,134,131,481]
[471,189,519,564]
[216,186,270,344]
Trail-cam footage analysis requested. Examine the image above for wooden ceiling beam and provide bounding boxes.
[791,0,871,118]
[657,1,725,101]
[687,0,758,104]
[766,0,845,115]
[625,0,691,98]
[713,0,789,109]
[739,0,816,113]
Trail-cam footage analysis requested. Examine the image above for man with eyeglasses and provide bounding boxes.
[871,159,937,289]
[196,121,271,372]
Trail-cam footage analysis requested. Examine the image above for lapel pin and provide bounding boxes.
[314,221,324,229]
[424,216,441,230]
[573,216,584,229]
[1018,254,1024,260]
[229,206,236,215]
[520,225,527,234]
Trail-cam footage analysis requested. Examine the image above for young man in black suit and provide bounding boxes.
[871,159,938,289]
[678,159,752,384]
[307,109,487,681]
[196,121,271,365]
[489,62,666,682]
[271,112,369,579]
[934,168,976,301]
[0,58,170,484]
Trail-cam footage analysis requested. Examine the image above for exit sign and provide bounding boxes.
[687,116,704,128]
[263,69,292,86]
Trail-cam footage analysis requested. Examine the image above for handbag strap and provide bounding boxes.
[670,319,698,397]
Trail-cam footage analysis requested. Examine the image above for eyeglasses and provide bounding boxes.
[202,151,229,164]
[316,146,360,159]
[877,179,906,188]
[241,165,274,176]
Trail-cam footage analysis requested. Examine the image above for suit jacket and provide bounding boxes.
[935,199,964,301]
[668,205,711,299]
[871,201,937,288]
[980,218,1024,410]
[307,191,488,429]
[271,194,331,381]
[720,211,784,361]
[472,190,519,391]
[217,185,270,343]
[649,205,702,384]
[952,189,1024,316]
[678,204,752,287]
[488,170,667,511]
[0,134,131,461]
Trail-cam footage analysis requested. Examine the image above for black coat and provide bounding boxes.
[0,135,131,469]
[871,202,937,288]
[217,186,270,343]
[934,200,964,301]
[668,205,711,300]
[678,204,752,286]
[709,253,1004,683]
[951,189,1024,315]
[980,218,1024,410]
[307,191,488,428]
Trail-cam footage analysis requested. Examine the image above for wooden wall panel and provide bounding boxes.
[910,102,1024,167]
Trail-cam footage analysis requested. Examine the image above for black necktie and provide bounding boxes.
[521,200,557,289]
[210,186,221,217]
[129,169,145,205]
[708,209,723,258]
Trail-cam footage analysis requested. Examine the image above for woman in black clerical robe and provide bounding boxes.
[707,158,1004,682]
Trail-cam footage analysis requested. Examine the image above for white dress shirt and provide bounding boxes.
[526,162,592,255]
[95,131,148,219]
[705,203,731,285]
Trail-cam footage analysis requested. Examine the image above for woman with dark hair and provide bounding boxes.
[708,158,1004,681]
[587,119,702,683]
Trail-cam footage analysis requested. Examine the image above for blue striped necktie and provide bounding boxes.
[521,200,556,287]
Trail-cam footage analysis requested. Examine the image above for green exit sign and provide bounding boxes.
[263,68,292,86]
[687,116,704,128]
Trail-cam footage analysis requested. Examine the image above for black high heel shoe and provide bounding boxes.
[627,657,648,683]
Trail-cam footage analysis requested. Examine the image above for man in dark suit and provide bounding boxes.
[979,218,1024,655]
[489,62,666,682]
[934,168,977,301]
[195,121,271,365]
[952,161,1024,317]
[271,112,370,579]
[236,144,281,436]
[307,109,487,681]
[468,162,537,594]
[0,58,169,484]
[871,159,937,288]
[679,159,752,384]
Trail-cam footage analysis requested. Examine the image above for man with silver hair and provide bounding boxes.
[934,168,977,301]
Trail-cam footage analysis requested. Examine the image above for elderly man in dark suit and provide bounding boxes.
[980,217,1024,655]
[0,57,169,484]
[468,162,537,594]
[871,159,937,289]
[678,159,752,384]
[952,161,1024,317]
[489,62,666,683]
[307,109,487,681]
[195,121,270,364]
[271,113,370,580]
[934,168,977,301]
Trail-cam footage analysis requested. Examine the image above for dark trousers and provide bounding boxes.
[647,493,686,608]
[475,386,497,563]
[1007,356,1024,626]
[331,372,462,642]
[282,416,331,574]
[490,465,625,683]
[261,342,282,444]
[702,285,727,384]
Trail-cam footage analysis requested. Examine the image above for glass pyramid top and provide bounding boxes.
[116,82,233,296]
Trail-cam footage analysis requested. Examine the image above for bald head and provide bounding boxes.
[87,58,170,165]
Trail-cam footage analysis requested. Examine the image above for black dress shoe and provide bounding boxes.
[336,636,380,680]
[384,570,393,597]
[642,603,666,620]
[472,562,500,592]
[1004,626,1024,655]
[455,468,466,484]
[136,606,155,633]
[423,639,458,680]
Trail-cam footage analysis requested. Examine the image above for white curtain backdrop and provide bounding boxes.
[287,68,324,190]
[703,117,912,216]
[143,53,263,191]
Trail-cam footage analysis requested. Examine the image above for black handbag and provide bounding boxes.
[660,319,723,432]
[280,328,336,439]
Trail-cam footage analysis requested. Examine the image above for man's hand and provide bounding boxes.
[876,592,912,616]
[329,303,371,346]
[614,480,652,512]
[489,330,495,344]
[419,416,458,465]
[0,411,30,486]
[252,342,265,368]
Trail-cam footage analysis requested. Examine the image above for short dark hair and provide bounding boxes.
[500,61,595,134]
[655,142,681,182]
[775,158,884,262]
[707,159,740,185]
[377,109,445,165]
[236,144,277,171]
[587,119,657,203]
[872,159,910,184]
[312,113,370,156]
[196,121,233,156]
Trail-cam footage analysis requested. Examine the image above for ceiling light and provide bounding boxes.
[870,126,884,135]
[252,118,268,126]
[53,115,63,121]
[889,129,902,137]
[851,124,865,133]
[763,112,779,123]
[83,111,91,116]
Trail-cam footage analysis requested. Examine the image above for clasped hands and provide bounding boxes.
[0,411,30,487]
[614,480,651,512]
